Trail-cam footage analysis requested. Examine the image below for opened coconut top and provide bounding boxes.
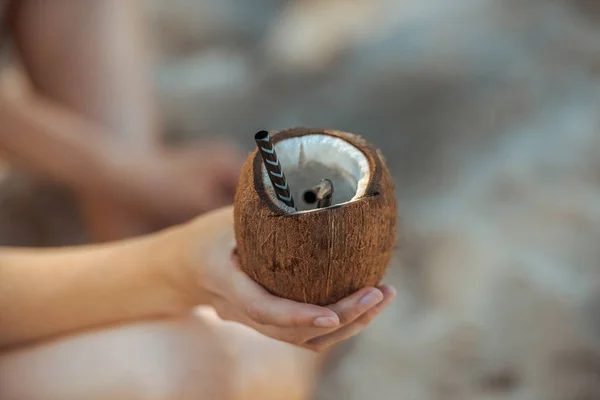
[260,133,371,213]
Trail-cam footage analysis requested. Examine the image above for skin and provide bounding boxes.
[0,308,325,400]
[0,0,244,242]
[0,205,396,351]
[0,208,395,399]
[0,1,397,398]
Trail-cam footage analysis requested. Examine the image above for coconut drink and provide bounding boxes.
[233,127,397,306]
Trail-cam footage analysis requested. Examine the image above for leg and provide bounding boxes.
[0,308,324,400]
[0,312,235,400]
[197,308,323,400]
[9,0,160,241]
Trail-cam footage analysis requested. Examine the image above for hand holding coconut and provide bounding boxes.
[0,206,395,352]
[179,206,396,352]
[226,127,398,350]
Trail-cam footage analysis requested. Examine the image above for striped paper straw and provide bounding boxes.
[255,130,296,209]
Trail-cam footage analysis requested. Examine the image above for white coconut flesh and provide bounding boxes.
[260,134,371,213]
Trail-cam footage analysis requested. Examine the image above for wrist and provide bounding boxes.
[151,207,236,309]
[148,222,212,309]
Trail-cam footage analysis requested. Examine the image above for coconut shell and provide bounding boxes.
[234,127,397,306]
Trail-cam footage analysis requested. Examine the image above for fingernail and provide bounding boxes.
[313,316,339,328]
[359,290,383,307]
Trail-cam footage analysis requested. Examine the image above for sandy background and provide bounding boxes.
[2,0,600,398]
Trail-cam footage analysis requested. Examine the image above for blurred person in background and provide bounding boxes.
[0,0,245,242]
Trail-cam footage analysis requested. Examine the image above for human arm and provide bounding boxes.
[0,206,396,351]
[0,79,130,194]
[0,214,198,349]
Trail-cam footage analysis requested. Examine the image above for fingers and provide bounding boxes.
[306,285,396,352]
[202,228,341,329]
[327,287,384,325]
[211,282,396,351]
[200,218,396,347]
[229,267,340,328]
[279,286,391,344]
[245,293,341,328]
[220,252,340,328]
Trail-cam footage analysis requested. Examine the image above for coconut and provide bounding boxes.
[233,127,397,306]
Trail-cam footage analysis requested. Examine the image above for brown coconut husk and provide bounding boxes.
[234,127,397,305]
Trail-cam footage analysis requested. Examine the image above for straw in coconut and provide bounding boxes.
[254,130,296,209]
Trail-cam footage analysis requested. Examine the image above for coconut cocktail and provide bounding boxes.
[234,127,397,306]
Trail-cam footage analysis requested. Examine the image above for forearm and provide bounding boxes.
[0,225,198,349]
[0,89,122,193]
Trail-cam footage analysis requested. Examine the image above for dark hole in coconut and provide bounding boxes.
[303,190,317,204]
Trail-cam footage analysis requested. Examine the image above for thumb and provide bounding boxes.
[191,206,238,294]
